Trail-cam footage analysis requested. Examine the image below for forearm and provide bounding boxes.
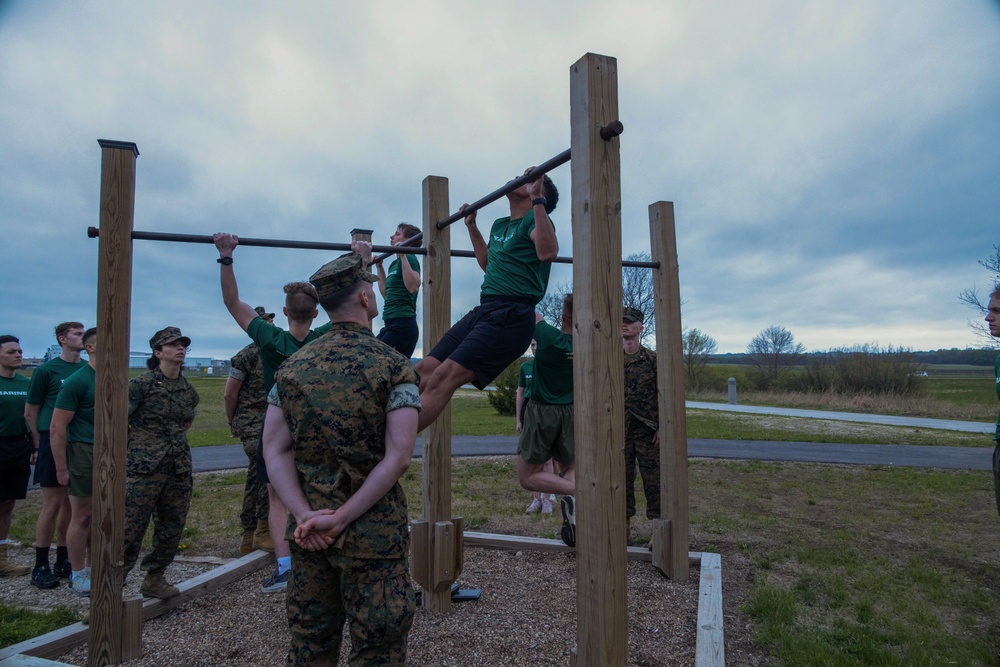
[377,265,388,298]
[49,411,71,472]
[531,209,558,261]
[24,404,40,447]
[399,257,420,293]
[223,379,241,424]
[468,226,488,271]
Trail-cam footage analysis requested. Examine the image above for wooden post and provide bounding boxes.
[648,202,690,580]
[419,175,455,612]
[570,53,627,666]
[89,139,139,666]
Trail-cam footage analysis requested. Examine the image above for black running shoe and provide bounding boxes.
[560,496,576,547]
[31,564,60,590]
[53,560,72,579]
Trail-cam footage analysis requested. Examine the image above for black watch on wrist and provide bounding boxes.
[217,257,233,266]
[531,197,547,207]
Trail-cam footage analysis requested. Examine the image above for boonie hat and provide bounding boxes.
[310,253,378,297]
[254,306,275,319]
[623,307,644,323]
[149,326,191,350]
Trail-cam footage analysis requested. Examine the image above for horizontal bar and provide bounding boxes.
[86,227,658,269]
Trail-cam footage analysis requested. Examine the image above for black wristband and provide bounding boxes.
[217,257,233,266]
[531,197,547,207]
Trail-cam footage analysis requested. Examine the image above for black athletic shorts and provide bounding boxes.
[0,434,33,501]
[427,298,535,390]
[377,317,419,359]
[32,431,61,488]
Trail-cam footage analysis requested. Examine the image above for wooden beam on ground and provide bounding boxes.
[89,139,139,667]
[0,552,270,663]
[649,202,690,580]
[463,531,702,564]
[420,175,455,612]
[694,552,725,667]
[570,52,627,667]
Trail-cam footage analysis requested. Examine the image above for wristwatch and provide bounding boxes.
[531,197,547,207]
[217,257,233,266]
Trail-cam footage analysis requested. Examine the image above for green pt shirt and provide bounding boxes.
[246,317,331,393]
[518,359,535,401]
[0,374,30,437]
[531,321,573,405]
[26,357,88,431]
[382,255,420,319]
[479,209,553,305]
[54,365,96,444]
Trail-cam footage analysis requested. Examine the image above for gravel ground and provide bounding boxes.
[5,543,706,666]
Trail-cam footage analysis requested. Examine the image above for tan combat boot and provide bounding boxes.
[139,570,179,599]
[0,544,30,577]
[239,528,255,555]
[251,520,274,552]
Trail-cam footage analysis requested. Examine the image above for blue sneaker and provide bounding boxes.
[69,568,91,597]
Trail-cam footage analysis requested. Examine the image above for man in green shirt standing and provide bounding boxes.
[414,167,559,432]
[0,335,32,577]
[374,223,421,358]
[25,321,86,589]
[49,328,98,596]
[213,231,333,593]
[986,285,1000,514]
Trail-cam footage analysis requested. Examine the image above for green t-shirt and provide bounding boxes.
[518,359,535,401]
[247,317,331,392]
[26,357,88,431]
[382,254,420,319]
[531,321,573,405]
[994,354,999,442]
[0,374,30,437]
[54,365,96,444]
[479,210,553,305]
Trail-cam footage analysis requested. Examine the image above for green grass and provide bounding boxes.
[0,604,81,647]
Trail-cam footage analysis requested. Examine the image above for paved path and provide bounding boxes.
[194,401,997,476]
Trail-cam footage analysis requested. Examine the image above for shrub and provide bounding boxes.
[487,357,528,416]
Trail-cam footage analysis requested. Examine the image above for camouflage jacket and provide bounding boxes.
[624,345,658,429]
[229,342,265,439]
[271,322,420,559]
[127,368,199,475]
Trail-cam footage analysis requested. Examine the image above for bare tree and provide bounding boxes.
[622,252,655,344]
[537,281,573,328]
[959,244,1000,348]
[682,328,717,391]
[746,325,805,386]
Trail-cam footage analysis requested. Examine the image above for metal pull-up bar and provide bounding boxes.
[370,120,625,264]
[85,225,657,268]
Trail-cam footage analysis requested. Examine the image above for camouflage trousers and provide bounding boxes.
[239,435,268,531]
[624,415,660,520]
[286,544,414,667]
[123,452,192,575]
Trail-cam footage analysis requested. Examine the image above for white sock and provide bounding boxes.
[276,557,291,575]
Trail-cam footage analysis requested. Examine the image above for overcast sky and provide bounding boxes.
[2,1,999,359]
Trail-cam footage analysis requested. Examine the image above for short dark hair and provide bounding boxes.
[284,282,319,322]
[0,335,19,347]
[318,280,366,314]
[82,328,97,346]
[55,321,83,345]
[541,176,559,215]
[562,293,573,319]
[397,223,420,240]
[991,283,1000,300]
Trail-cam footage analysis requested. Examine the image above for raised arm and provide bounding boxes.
[375,261,388,298]
[398,253,420,294]
[527,178,558,261]
[463,204,489,272]
[213,232,258,331]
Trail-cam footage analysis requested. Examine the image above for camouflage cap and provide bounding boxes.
[623,307,644,323]
[309,252,377,297]
[254,306,275,319]
[149,326,191,350]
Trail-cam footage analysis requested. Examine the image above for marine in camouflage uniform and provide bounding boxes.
[623,307,660,521]
[228,337,268,535]
[266,252,420,667]
[123,328,200,581]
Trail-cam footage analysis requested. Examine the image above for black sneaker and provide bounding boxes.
[31,564,60,590]
[560,496,576,547]
[53,560,72,579]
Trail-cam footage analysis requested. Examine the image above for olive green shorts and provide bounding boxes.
[67,441,94,497]
[517,402,574,466]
